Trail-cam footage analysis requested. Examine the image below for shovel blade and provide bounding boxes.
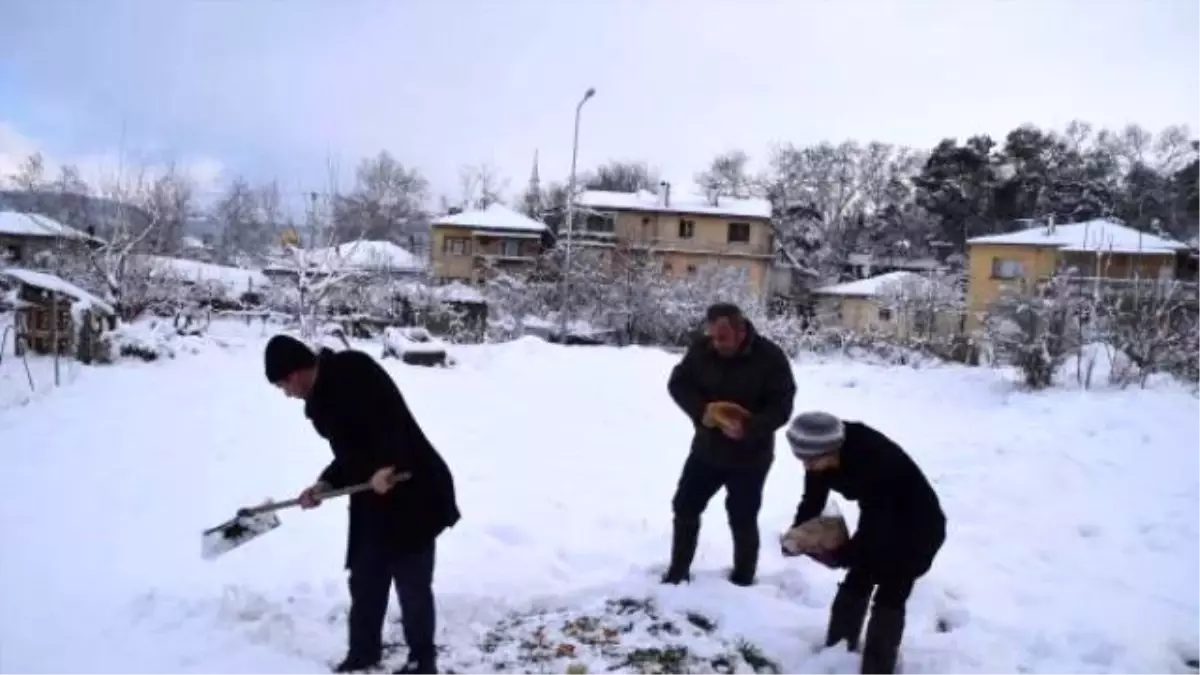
[201,511,282,560]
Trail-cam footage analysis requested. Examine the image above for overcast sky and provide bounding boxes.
[1,0,1196,212]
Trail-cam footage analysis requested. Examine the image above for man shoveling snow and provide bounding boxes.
[265,335,462,675]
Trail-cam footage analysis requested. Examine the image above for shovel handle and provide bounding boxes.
[237,471,413,517]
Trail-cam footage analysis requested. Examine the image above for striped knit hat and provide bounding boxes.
[786,411,846,458]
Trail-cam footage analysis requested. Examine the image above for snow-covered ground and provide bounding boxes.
[1,325,1197,673]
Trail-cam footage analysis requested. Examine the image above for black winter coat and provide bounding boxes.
[793,421,946,578]
[667,322,797,468]
[304,348,461,567]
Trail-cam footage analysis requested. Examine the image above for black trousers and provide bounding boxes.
[346,536,436,662]
[672,453,772,540]
[843,524,945,610]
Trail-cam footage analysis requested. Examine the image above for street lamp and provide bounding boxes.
[558,86,596,341]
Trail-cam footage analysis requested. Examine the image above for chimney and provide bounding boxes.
[659,181,671,208]
[1046,214,1055,235]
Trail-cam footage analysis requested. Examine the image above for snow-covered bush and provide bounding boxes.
[1091,281,1198,388]
[98,319,212,363]
[985,276,1084,389]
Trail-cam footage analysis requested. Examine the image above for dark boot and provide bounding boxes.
[333,653,381,673]
[661,518,700,584]
[860,604,905,674]
[393,655,437,674]
[728,522,760,587]
[825,581,871,652]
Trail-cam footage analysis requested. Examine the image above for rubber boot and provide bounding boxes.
[860,604,905,674]
[728,522,759,587]
[825,581,872,652]
[661,517,700,584]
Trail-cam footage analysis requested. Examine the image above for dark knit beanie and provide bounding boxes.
[786,411,846,458]
[264,334,316,383]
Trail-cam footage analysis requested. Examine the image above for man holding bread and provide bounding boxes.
[663,302,797,587]
[782,411,946,675]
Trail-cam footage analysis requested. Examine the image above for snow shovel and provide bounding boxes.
[201,471,412,560]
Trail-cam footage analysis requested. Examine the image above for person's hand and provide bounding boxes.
[701,402,719,428]
[720,418,745,440]
[780,534,802,558]
[369,466,397,495]
[805,547,846,570]
[298,481,330,509]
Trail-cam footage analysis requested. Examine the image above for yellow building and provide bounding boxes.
[430,204,549,284]
[814,271,962,339]
[573,185,775,296]
[964,218,1190,331]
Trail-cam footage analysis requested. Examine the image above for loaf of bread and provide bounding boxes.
[780,514,849,555]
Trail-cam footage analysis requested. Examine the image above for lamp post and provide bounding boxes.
[558,86,596,341]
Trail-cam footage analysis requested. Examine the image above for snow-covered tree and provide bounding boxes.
[333,150,430,244]
[80,169,165,320]
[764,140,928,277]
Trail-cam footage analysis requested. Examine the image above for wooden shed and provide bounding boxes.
[0,268,115,363]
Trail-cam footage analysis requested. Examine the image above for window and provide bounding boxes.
[878,307,893,322]
[990,257,1025,279]
[727,222,751,243]
[663,261,674,273]
[678,219,695,239]
[443,236,469,256]
[501,240,521,257]
[686,264,697,275]
[585,213,615,233]
[914,309,934,335]
[3,245,20,262]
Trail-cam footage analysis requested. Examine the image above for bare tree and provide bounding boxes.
[142,163,196,255]
[215,176,267,264]
[82,167,162,320]
[269,170,366,338]
[333,150,430,243]
[9,153,47,191]
[1094,281,1198,388]
[582,160,660,193]
[695,150,755,200]
[458,161,509,210]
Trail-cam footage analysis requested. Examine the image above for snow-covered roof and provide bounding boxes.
[308,240,426,272]
[0,267,115,315]
[432,203,548,233]
[967,219,1189,255]
[0,211,96,241]
[180,235,210,250]
[577,189,772,220]
[136,255,270,294]
[393,280,486,304]
[435,281,485,303]
[815,271,948,299]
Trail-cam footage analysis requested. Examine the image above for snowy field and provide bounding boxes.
[0,323,1197,673]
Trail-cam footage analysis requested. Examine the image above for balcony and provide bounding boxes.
[1039,276,1199,302]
